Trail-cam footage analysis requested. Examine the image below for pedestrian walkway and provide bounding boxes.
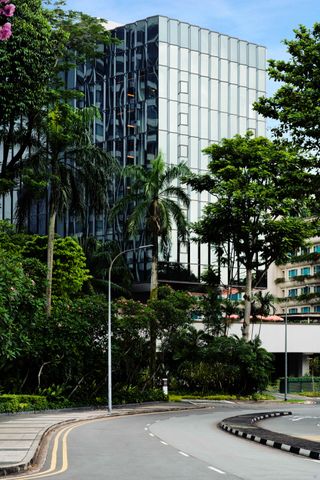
[0,402,208,476]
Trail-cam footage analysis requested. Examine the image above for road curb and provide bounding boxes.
[220,411,320,460]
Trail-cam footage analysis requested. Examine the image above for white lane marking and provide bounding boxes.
[292,417,304,422]
[144,427,148,431]
[146,423,151,426]
[208,466,226,474]
[179,451,189,457]
[160,441,168,445]
[149,433,154,437]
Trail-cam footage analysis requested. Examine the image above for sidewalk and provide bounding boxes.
[0,402,209,477]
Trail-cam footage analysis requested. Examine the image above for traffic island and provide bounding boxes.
[220,411,320,460]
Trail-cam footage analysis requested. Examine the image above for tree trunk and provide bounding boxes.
[242,267,253,341]
[46,208,57,318]
[149,235,158,385]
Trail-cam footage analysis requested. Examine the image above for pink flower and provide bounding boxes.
[0,0,10,4]
[0,22,12,40]
[0,3,15,16]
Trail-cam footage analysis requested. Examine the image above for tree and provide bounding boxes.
[254,23,320,154]
[23,235,91,298]
[110,153,190,380]
[188,132,317,340]
[0,0,116,195]
[16,104,118,316]
[111,153,190,296]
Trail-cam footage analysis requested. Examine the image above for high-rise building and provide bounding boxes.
[1,15,267,284]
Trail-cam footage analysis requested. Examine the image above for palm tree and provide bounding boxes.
[16,103,119,317]
[111,153,191,296]
[110,153,190,381]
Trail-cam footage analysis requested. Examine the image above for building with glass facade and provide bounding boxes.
[1,15,267,284]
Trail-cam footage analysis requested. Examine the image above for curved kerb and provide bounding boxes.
[219,411,320,460]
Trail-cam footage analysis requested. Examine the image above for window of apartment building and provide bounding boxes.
[301,286,310,295]
[288,269,297,278]
[314,306,320,313]
[288,288,298,297]
[230,292,242,301]
[301,307,310,313]
[314,265,320,274]
[314,286,320,294]
[301,267,311,276]
[314,245,320,253]
[301,247,310,254]
[288,308,298,314]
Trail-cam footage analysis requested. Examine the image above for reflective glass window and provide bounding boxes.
[230,62,238,84]
[239,65,247,86]
[248,44,257,67]
[239,88,247,116]
[230,115,238,136]
[248,67,256,89]
[200,29,209,53]
[180,22,189,48]
[229,84,238,115]
[179,144,188,157]
[220,82,228,112]
[190,51,199,74]
[147,71,158,99]
[210,32,219,55]
[179,113,188,125]
[159,42,168,66]
[200,77,209,107]
[169,44,179,68]
[248,89,257,119]
[159,98,167,130]
[169,68,178,101]
[169,19,179,45]
[258,70,266,92]
[180,48,189,71]
[147,42,158,68]
[210,79,218,110]
[201,54,209,77]
[257,46,266,69]
[136,21,145,46]
[159,16,168,42]
[239,41,247,64]
[220,35,228,59]
[230,38,238,62]
[179,81,188,94]
[200,108,209,138]
[190,105,198,137]
[169,100,177,133]
[219,59,228,81]
[147,17,158,43]
[190,74,199,105]
[190,25,199,50]
[209,110,218,140]
[159,66,168,98]
[220,113,228,138]
[210,56,219,79]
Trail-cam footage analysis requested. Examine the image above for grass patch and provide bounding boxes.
[296,391,320,397]
[169,393,276,402]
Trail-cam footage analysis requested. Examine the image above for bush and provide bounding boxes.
[113,386,168,405]
[0,394,49,413]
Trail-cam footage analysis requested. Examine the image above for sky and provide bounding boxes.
[64,0,319,60]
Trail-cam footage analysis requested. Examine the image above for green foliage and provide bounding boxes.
[0,249,46,367]
[254,23,320,153]
[188,132,317,338]
[167,335,273,395]
[23,236,91,297]
[113,386,167,405]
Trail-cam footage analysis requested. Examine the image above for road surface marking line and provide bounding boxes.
[178,451,189,457]
[292,417,304,421]
[149,433,155,437]
[160,441,168,445]
[6,425,72,479]
[144,427,148,431]
[208,466,226,474]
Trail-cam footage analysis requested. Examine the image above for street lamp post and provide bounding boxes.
[284,302,288,401]
[107,244,153,413]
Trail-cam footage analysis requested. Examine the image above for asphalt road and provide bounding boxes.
[24,404,320,480]
[258,404,320,442]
